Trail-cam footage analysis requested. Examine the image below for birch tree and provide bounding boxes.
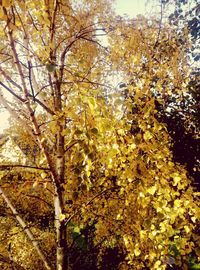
[0,1,199,270]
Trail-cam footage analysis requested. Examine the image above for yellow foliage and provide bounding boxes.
[0,1,199,269]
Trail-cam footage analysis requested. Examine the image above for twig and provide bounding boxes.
[0,82,25,102]
[0,164,50,171]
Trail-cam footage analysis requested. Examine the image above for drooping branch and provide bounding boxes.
[64,188,115,226]
[0,187,52,270]
[20,192,53,209]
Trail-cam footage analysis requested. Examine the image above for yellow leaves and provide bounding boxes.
[184,225,190,234]
[123,235,130,247]
[32,180,39,188]
[128,143,137,151]
[17,1,26,12]
[147,185,157,195]
[153,260,162,269]
[172,174,181,186]
[117,129,125,136]
[124,235,142,257]
[87,97,97,112]
[85,163,91,177]
[148,251,157,260]
[168,161,174,167]
[134,243,141,257]
[139,230,147,240]
[95,220,109,237]
[40,137,46,144]
[143,130,153,141]
[10,226,20,234]
[191,216,196,223]
[116,213,123,220]
[139,192,145,198]
[1,0,13,8]
[73,226,81,234]
[0,3,198,269]
[169,172,188,190]
[59,214,65,221]
[177,238,195,256]
[39,157,46,165]
[0,7,6,20]
[174,199,182,208]
[41,172,47,179]
[159,221,167,233]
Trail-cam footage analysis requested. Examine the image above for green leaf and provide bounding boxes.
[90,127,99,135]
[46,63,56,72]
[73,226,81,234]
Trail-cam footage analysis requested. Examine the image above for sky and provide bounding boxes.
[0,0,154,133]
[114,0,148,17]
[113,0,160,18]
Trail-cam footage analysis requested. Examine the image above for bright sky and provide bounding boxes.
[114,0,148,17]
[0,0,154,133]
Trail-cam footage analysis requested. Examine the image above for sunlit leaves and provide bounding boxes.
[143,130,153,141]
[0,0,199,269]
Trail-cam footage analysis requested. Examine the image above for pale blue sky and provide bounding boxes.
[114,0,148,17]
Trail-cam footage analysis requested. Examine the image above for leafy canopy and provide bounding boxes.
[0,0,199,270]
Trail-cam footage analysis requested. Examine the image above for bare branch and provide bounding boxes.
[0,164,50,171]
[0,81,25,102]
[28,95,55,115]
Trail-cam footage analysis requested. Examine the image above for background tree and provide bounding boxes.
[154,0,200,190]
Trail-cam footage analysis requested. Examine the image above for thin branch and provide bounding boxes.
[80,36,108,50]
[0,56,13,65]
[20,192,53,209]
[64,188,115,226]
[0,186,52,270]
[0,67,23,90]
[28,60,35,102]
[0,164,50,171]
[28,94,55,115]
[0,82,25,102]
[64,141,79,153]
[3,7,58,183]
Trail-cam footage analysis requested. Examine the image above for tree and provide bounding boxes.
[151,0,200,190]
[168,0,200,62]
[0,1,199,270]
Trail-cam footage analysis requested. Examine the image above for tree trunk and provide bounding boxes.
[54,123,68,270]
[54,192,68,270]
